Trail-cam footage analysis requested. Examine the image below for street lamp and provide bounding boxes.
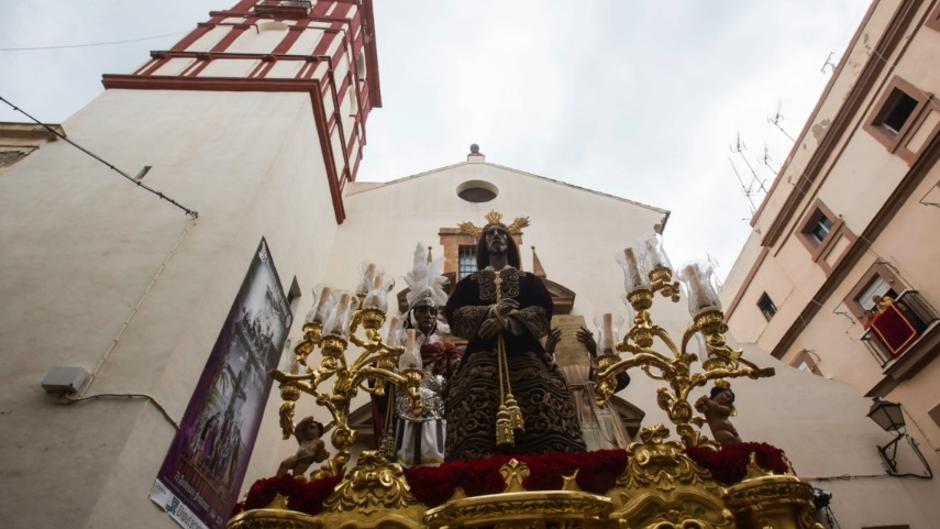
[867,398,905,432]
[866,398,933,479]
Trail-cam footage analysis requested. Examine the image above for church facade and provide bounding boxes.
[1,2,939,529]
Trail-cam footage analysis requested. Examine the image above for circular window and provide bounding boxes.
[457,180,498,202]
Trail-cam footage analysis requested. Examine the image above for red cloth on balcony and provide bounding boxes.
[870,303,918,357]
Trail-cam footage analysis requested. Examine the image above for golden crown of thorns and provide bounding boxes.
[458,210,530,240]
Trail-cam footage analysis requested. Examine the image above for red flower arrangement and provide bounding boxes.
[239,450,628,515]
[404,449,628,507]
[237,474,341,515]
[236,445,789,516]
[286,475,342,514]
[685,442,789,485]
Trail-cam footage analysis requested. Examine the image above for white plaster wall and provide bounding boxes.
[154,58,197,77]
[718,230,762,307]
[199,59,259,78]
[288,28,325,55]
[187,26,229,53]
[731,345,938,529]
[227,25,288,55]
[0,89,338,529]
[267,60,303,79]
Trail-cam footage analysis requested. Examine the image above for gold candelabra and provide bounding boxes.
[271,275,424,479]
[595,238,775,447]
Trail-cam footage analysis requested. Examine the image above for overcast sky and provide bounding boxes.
[0,0,870,280]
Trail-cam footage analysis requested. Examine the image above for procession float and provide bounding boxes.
[228,212,822,529]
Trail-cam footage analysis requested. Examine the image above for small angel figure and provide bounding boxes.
[276,417,330,478]
[695,385,742,447]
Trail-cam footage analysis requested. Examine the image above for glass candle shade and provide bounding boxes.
[384,316,402,347]
[323,291,359,337]
[640,232,672,271]
[289,358,302,375]
[618,247,652,294]
[356,262,380,297]
[593,312,625,354]
[362,272,392,312]
[304,285,334,324]
[678,261,722,316]
[399,328,422,370]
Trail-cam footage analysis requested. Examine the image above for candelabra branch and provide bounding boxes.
[272,304,423,478]
[596,267,775,447]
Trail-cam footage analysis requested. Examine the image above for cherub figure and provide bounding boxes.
[276,417,330,478]
[695,385,742,447]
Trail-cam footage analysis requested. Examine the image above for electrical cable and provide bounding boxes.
[60,392,180,431]
[0,95,199,219]
[0,31,187,52]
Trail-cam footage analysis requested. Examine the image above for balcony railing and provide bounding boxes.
[861,289,939,367]
[254,0,312,18]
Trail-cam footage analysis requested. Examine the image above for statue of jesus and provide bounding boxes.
[444,212,585,460]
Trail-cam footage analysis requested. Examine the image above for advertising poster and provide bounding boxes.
[151,238,292,529]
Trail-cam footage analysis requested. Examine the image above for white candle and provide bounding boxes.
[289,358,301,374]
[364,272,384,309]
[399,328,421,370]
[602,312,614,353]
[357,263,378,296]
[678,261,721,315]
[385,316,400,346]
[331,293,353,335]
[313,286,332,323]
[622,248,647,292]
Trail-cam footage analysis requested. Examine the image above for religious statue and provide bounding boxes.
[276,417,329,477]
[444,211,585,460]
[547,326,631,450]
[694,384,742,447]
[387,243,460,466]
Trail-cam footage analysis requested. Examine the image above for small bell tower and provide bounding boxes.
[102,0,382,222]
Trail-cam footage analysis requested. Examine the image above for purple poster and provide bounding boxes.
[151,239,292,529]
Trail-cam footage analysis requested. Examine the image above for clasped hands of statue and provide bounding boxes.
[544,325,631,392]
[477,298,522,340]
[544,326,597,357]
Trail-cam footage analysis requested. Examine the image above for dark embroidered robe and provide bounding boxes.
[443,267,586,460]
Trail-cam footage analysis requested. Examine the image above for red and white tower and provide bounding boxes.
[0,3,383,529]
[104,0,382,222]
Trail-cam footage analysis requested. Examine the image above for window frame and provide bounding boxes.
[863,76,930,162]
[927,3,940,32]
[757,292,778,321]
[844,262,905,321]
[790,349,822,376]
[457,245,477,280]
[796,199,855,272]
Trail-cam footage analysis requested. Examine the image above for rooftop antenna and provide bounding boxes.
[761,143,779,174]
[728,157,757,216]
[729,133,769,216]
[767,101,795,142]
[706,252,723,290]
[820,51,837,74]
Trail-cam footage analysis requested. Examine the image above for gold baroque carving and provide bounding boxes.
[228,509,324,529]
[425,493,612,529]
[618,425,713,492]
[723,475,824,529]
[610,425,734,529]
[322,451,416,514]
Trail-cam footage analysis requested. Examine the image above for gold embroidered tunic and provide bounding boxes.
[443,266,586,460]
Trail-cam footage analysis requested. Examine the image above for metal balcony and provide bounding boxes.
[861,289,939,367]
[254,0,313,18]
